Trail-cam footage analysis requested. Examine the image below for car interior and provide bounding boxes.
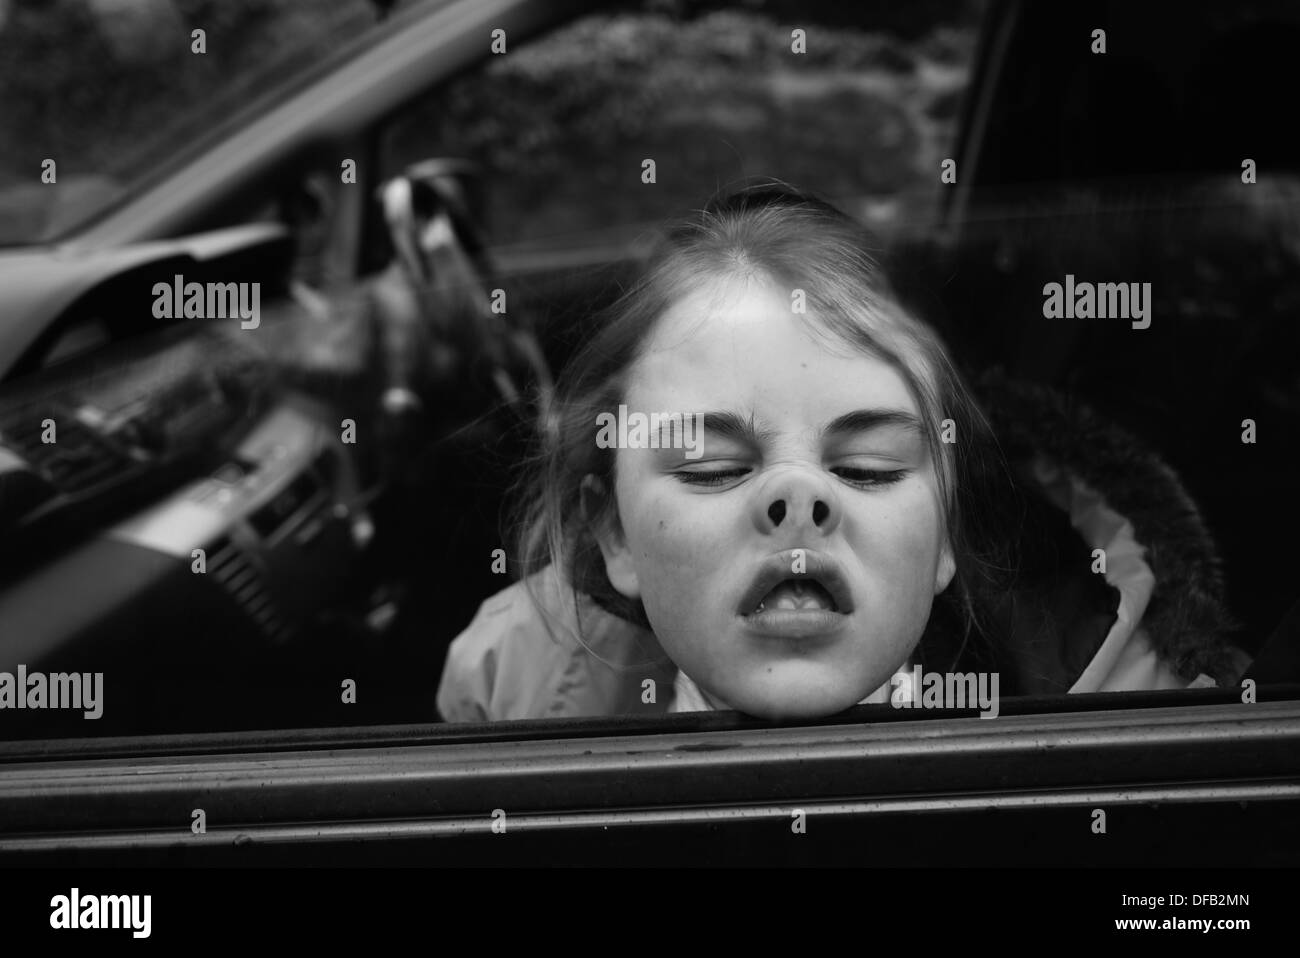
[0,0,1297,749]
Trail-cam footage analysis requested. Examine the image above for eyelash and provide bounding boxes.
[674,467,909,488]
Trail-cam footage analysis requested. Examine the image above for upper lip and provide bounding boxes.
[736,550,855,616]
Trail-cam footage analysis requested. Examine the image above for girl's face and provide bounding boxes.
[592,275,956,719]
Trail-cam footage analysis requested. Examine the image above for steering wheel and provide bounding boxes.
[372,162,553,426]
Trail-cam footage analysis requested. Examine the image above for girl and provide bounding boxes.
[436,182,1249,722]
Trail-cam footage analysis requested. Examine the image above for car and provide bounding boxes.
[0,0,1297,868]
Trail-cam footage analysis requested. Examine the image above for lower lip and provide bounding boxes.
[739,608,848,638]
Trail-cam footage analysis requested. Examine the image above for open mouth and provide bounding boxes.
[752,578,839,614]
[737,550,855,619]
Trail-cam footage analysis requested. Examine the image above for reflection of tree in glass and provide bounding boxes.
[385,8,976,244]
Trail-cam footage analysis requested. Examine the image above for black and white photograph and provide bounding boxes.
[0,0,1295,936]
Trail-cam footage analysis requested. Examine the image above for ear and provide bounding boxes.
[935,536,956,594]
[581,475,641,600]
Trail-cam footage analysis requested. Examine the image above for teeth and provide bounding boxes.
[752,580,835,615]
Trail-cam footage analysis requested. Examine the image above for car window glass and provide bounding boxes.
[381,0,980,247]
[0,0,392,244]
[3,0,1294,748]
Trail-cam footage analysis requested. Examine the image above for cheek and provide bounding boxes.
[629,507,722,577]
[617,468,710,553]
[615,474,732,594]
[852,487,945,579]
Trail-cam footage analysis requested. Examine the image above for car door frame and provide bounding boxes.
[2,690,1299,865]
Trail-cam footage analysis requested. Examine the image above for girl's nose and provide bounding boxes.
[750,465,842,537]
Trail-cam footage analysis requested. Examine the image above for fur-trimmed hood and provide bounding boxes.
[961,368,1247,692]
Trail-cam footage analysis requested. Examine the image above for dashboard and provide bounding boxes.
[0,305,374,738]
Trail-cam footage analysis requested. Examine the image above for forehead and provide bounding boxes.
[626,276,920,417]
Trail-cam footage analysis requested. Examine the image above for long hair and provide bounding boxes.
[510,180,1019,668]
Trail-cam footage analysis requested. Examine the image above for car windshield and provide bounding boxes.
[0,0,407,245]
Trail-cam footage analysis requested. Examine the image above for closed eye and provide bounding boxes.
[673,467,751,486]
[832,467,909,488]
[674,467,908,488]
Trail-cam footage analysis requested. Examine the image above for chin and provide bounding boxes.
[726,678,870,721]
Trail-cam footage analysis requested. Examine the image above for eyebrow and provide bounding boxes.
[696,411,778,446]
[696,409,926,444]
[821,409,926,440]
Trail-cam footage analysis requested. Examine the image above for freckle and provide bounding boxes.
[659,520,666,530]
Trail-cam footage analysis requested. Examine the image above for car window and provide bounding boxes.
[0,0,999,745]
[380,0,980,248]
[0,0,405,245]
[2,0,1295,751]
